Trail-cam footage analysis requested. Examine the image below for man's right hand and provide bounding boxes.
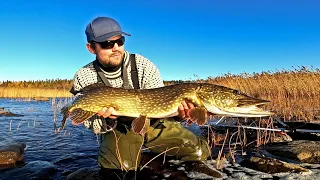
[97,107,118,119]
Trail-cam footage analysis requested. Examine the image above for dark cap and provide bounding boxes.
[85,17,131,42]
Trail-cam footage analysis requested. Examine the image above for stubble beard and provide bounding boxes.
[99,52,124,68]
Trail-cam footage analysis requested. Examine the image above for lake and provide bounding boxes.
[0,98,102,179]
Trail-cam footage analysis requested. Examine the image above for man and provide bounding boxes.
[70,16,211,178]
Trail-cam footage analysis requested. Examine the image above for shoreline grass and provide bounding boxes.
[0,87,72,98]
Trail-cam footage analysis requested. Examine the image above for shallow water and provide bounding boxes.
[0,98,101,179]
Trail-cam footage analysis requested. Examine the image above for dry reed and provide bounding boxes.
[204,66,320,122]
[0,87,72,98]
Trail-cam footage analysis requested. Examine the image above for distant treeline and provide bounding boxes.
[0,79,73,90]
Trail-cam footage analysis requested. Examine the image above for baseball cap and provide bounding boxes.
[85,17,131,42]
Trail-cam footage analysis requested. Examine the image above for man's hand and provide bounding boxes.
[178,101,194,119]
[97,107,118,119]
[178,100,214,122]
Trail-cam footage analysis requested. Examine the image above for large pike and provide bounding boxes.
[61,83,273,135]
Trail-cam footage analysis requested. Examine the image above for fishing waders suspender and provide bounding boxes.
[93,54,140,142]
[93,54,140,89]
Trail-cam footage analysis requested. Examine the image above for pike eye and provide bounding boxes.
[233,90,241,95]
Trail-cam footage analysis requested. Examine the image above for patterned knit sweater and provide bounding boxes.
[71,50,164,134]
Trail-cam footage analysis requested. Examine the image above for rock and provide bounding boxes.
[0,143,26,170]
[264,140,320,164]
[140,153,223,179]
[183,161,223,178]
[0,108,24,117]
[1,160,57,179]
[271,131,293,143]
[67,167,100,180]
[240,156,309,173]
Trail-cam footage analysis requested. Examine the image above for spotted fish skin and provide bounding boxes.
[61,83,273,135]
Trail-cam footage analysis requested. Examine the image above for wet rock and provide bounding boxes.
[240,156,309,173]
[183,161,223,178]
[0,143,26,170]
[140,153,223,179]
[0,108,24,117]
[264,140,320,164]
[271,132,293,143]
[67,167,100,180]
[1,160,57,180]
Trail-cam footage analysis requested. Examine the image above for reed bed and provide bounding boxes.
[167,66,320,122]
[0,87,72,98]
[205,66,320,122]
[1,66,319,121]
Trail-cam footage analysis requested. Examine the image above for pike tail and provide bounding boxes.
[61,103,71,129]
[188,107,208,126]
[69,108,96,126]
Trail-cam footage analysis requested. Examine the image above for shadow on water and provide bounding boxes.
[0,98,100,179]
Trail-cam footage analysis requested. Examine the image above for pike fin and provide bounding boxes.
[131,115,150,136]
[61,103,72,129]
[69,108,96,125]
[188,107,208,126]
[80,83,108,93]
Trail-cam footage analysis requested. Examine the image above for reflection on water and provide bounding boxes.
[0,98,100,179]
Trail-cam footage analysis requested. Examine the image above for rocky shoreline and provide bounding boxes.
[64,146,320,180]
[62,134,320,180]
[1,117,320,179]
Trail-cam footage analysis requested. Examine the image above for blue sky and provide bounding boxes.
[1,0,319,82]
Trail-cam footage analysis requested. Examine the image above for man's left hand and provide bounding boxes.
[178,100,214,122]
[178,101,194,119]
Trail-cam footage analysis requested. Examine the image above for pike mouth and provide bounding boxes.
[206,102,273,117]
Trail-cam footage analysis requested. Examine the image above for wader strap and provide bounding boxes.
[122,58,130,89]
[130,54,140,89]
[93,60,112,87]
[69,86,78,95]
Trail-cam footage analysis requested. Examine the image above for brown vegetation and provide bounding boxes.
[167,66,320,122]
[0,79,72,98]
[1,66,319,121]
[208,66,320,122]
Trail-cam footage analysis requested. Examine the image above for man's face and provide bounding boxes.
[87,35,125,67]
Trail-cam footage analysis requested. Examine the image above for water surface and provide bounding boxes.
[0,98,100,179]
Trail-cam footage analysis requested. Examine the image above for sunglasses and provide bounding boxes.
[96,36,125,49]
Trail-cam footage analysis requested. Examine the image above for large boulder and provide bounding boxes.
[0,143,26,170]
[240,156,309,173]
[264,140,320,164]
